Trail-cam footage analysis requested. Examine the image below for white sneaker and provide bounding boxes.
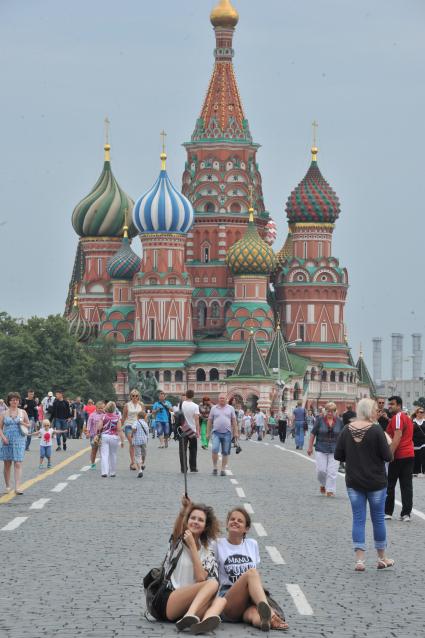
[400,515,411,522]
[384,514,392,520]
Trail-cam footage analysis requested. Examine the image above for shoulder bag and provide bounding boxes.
[17,409,29,437]
[143,537,184,620]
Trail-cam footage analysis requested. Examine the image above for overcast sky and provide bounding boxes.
[0,0,423,379]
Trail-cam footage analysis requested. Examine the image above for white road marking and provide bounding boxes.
[244,503,254,515]
[30,498,50,510]
[275,444,285,450]
[264,442,269,446]
[1,516,28,531]
[236,487,246,498]
[253,522,267,537]
[51,482,68,493]
[225,469,233,476]
[266,545,286,564]
[80,465,91,472]
[230,479,239,485]
[286,584,314,615]
[66,474,81,481]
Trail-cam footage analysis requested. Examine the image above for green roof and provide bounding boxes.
[186,352,240,365]
[129,362,186,369]
[266,327,292,372]
[356,355,376,396]
[322,362,357,370]
[232,333,271,378]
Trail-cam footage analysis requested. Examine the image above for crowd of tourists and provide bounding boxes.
[0,385,423,631]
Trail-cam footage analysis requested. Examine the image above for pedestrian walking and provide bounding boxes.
[99,401,125,478]
[0,399,7,416]
[254,408,265,441]
[122,390,144,470]
[305,409,315,433]
[292,400,307,449]
[307,402,344,496]
[377,398,390,431]
[145,494,224,632]
[36,419,67,470]
[243,410,252,440]
[132,410,149,478]
[277,408,288,443]
[199,396,211,450]
[70,396,85,439]
[41,391,55,422]
[268,411,277,440]
[85,401,105,469]
[384,396,415,521]
[179,390,200,474]
[213,507,288,630]
[50,390,71,451]
[342,404,356,426]
[0,392,30,495]
[21,389,38,451]
[207,394,237,476]
[334,398,394,571]
[152,391,172,449]
[412,408,425,476]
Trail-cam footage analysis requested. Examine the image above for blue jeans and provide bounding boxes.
[25,418,36,450]
[211,431,232,456]
[347,487,387,551]
[55,418,68,447]
[295,421,305,448]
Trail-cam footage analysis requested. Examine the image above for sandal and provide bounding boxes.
[355,559,366,572]
[270,612,289,631]
[191,615,221,635]
[377,557,395,570]
[130,464,137,470]
[320,486,326,494]
[175,614,199,631]
[257,601,272,632]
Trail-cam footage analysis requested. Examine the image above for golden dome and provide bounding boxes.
[210,0,239,29]
[226,210,276,275]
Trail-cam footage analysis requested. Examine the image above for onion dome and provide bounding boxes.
[210,0,239,28]
[275,232,294,268]
[265,218,277,246]
[286,147,340,224]
[72,143,136,238]
[107,227,142,280]
[133,151,194,235]
[67,298,93,343]
[227,209,277,275]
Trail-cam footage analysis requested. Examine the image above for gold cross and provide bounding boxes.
[104,116,110,145]
[312,120,318,147]
[160,129,167,154]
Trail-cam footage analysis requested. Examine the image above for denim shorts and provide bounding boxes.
[40,446,52,459]
[156,421,170,437]
[124,425,133,436]
[211,431,232,456]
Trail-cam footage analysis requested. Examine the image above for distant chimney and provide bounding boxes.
[372,337,382,384]
[412,333,423,379]
[391,333,403,380]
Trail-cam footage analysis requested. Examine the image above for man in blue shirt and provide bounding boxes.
[292,400,307,450]
[152,391,172,449]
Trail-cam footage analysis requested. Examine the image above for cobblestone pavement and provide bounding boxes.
[1,434,425,637]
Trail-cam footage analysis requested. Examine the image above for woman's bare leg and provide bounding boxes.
[166,580,218,621]
[14,461,22,490]
[200,596,226,621]
[223,569,268,621]
[3,461,11,488]
[126,432,135,466]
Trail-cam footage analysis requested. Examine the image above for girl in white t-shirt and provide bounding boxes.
[36,419,67,470]
[147,495,225,634]
[213,507,288,631]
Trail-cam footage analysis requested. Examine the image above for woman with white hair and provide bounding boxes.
[334,398,394,571]
[307,402,343,496]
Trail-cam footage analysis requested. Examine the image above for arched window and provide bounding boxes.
[330,371,336,382]
[211,301,220,318]
[310,367,317,380]
[224,301,232,319]
[226,369,234,378]
[338,372,344,382]
[321,370,327,381]
[209,368,219,381]
[149,278,157,285]
[175,370,183,382]
[230,202,241,213]
[293,383,301,400]
[198,301,207,327]
[201,243,211,263]
[196,368,206,382]
[204,202,215,212]
[164,370,172,382]
[154,371,160,381]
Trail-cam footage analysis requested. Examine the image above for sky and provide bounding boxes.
[0,0,424,379]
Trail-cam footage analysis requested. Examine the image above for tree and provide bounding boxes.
[0,313,116,400]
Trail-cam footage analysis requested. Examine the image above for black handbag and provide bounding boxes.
[143,539,184,620]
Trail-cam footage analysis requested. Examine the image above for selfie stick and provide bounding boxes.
[178,427,188,498]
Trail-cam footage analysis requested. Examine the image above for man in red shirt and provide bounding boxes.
[385,395,414,521]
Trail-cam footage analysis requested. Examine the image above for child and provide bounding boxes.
[132,410,149,478]
[85,401,105,469]
[37,419,66,470]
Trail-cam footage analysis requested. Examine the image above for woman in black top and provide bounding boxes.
[412,408,425,476]
[334,398,394,572]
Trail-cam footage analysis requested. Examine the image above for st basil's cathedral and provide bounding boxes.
[65,0,375,411]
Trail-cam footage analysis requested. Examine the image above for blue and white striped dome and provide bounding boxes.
[133,154,194,234]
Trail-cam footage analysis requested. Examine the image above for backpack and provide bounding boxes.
[143,539,184,620]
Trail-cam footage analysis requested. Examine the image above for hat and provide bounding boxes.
[48,391,53,397]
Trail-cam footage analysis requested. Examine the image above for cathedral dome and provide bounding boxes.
[210,0,239,29]
[72,145,136,238]
[133,152,194,235]
[226,210,276,275]
[107,231,142,280]
[67,302,94,343]
[286,148,340,224]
